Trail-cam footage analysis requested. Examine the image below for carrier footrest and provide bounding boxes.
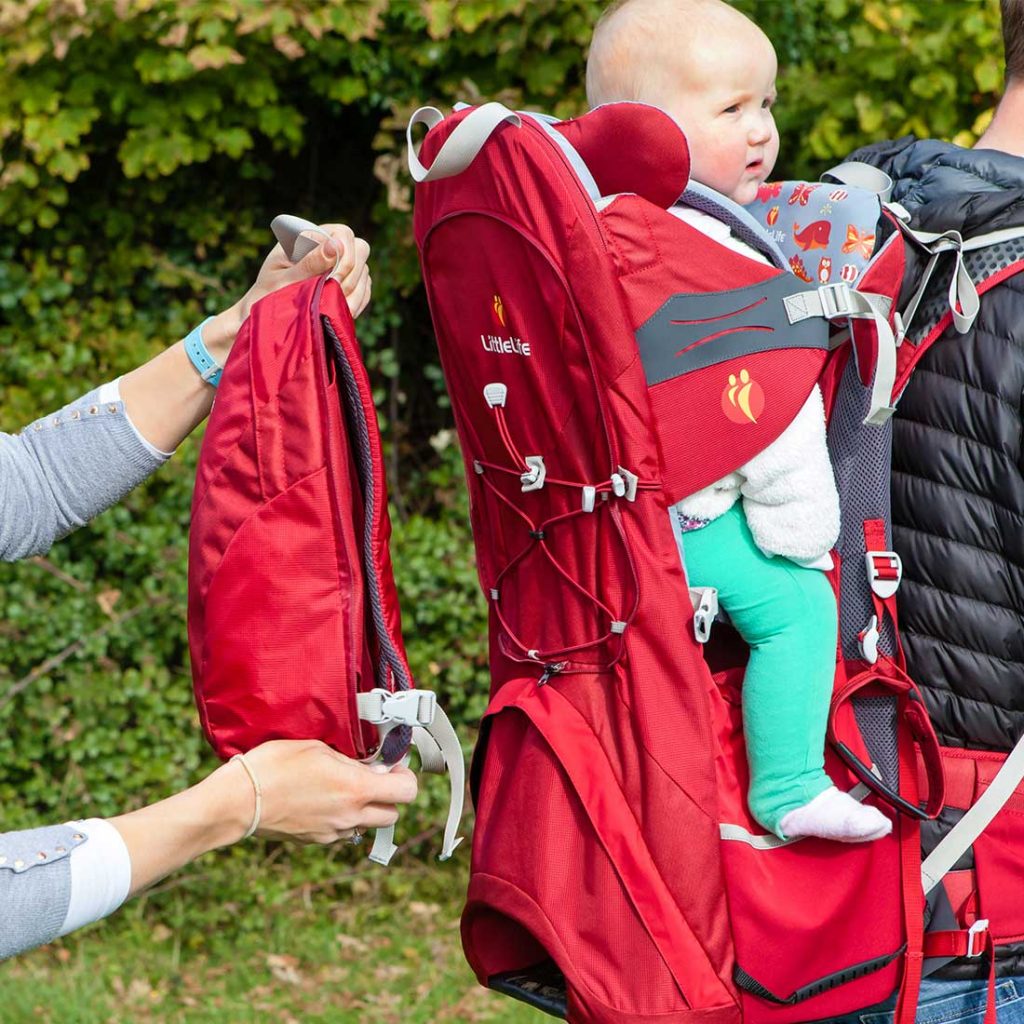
[488,960,567,1018]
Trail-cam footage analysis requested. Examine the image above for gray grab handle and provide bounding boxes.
[270,214,322,263]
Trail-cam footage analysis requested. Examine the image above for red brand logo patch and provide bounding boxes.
[722,369,764,424]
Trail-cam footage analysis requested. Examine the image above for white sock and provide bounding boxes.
[778,786,892,843]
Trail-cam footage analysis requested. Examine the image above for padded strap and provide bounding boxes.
[821,162,894,203]
[407,102,521,183]
[921,729,1024,895]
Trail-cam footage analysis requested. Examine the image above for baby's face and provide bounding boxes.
[660,29,779,205]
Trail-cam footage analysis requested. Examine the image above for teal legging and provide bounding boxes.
[680,503,837,836]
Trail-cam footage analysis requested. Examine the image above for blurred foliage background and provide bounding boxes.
[0,0,1005,1015]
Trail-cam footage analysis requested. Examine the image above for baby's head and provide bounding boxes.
[586,0,779,205]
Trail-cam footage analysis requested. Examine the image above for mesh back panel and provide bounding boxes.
[852,696,899,790]
[827,357,896,660]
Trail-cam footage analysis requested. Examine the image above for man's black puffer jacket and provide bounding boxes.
[852,135,1024,979]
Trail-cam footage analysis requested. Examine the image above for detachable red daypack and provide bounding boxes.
[187,240,463,865]
[409,100,1024,1023]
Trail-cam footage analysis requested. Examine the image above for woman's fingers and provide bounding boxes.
[344,265,372,318]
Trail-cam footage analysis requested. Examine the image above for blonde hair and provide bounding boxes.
[586,0,749,108]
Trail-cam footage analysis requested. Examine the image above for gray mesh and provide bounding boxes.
[852,696,899,791]
[907,237,1024,345]
[827,357,896,660]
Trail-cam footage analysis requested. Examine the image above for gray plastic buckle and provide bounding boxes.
[521,455,546,492]
[361,688,437,728]
[818,282,856,320]
[691,587,719,644]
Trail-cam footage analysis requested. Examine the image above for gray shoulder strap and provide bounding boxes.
[678,182,788,269]
[822,162,894,203]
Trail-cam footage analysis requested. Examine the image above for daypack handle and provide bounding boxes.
[270,213,323,262]
[406,102,521,183]
[829,667,945,820]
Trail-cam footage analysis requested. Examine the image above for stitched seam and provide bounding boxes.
[894,521,1024,571]
[892,469,1023,521]
[905,366,1023,417]
[901,627,1023,670]
[893,416,1017,465]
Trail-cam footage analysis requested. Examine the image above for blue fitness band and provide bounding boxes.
[184,316,222,387]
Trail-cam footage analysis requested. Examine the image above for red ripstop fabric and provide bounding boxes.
[412,100,951,1024]
[188,275,413,761]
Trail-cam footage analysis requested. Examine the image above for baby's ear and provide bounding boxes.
[556,103,690,205]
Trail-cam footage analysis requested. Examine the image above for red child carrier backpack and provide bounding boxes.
[187,220,463,865]
[409,100,1024,1023]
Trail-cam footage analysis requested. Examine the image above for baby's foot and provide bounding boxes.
[779,786,892,842]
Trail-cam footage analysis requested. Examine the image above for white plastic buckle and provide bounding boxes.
[690,587,719,644]
[615,466,639,502]
[966,919,990,958]
[521,455,546,492]
[859,614,880,664]
[818,282,856,320]
[866,550,902,599]
[362,688,437,728]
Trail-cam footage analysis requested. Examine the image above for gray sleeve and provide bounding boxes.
[0,387,165,562]
[0,824,85,961]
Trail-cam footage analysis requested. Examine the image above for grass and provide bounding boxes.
[0,848,539,1024]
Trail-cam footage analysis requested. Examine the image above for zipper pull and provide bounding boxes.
[538,662,567,686]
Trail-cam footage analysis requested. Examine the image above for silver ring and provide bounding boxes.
[347,828,364,846]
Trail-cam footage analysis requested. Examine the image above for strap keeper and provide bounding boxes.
[967,919,990,959]
[528,529,545,541]
[473,460,484,475]
[489,588,499,601]
[582,485,596,513]
[616,465,639,501]
[610,620,627,635]
[521,455,546,492]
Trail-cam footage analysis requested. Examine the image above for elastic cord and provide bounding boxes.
[230,752,262,839]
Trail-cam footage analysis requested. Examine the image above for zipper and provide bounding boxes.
[538,662,567,686]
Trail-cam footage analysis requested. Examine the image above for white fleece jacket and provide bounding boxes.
[670,207,841,563]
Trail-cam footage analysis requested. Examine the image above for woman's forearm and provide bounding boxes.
[117,305,242,455]
[109,759,251,896]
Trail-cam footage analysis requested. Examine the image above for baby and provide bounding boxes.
[587,0,890,842]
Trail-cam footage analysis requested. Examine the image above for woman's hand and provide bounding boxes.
[204,222,372,363]
[111,738,418,896]
[239,738,418,845]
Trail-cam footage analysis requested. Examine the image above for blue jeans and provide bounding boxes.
[819,976,1024,1023]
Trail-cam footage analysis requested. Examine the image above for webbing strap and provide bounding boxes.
[821,161,894,203]
[357,689,466,866]
[784,284,897,425]
[921,728,1024,895]
[406,102,521,183]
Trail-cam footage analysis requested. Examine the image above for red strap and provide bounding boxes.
[894,733,925,1024]
[863,518,906,669]
[922,930,998,1024]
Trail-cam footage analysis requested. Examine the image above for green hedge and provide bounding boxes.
[0,0,1003,885]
